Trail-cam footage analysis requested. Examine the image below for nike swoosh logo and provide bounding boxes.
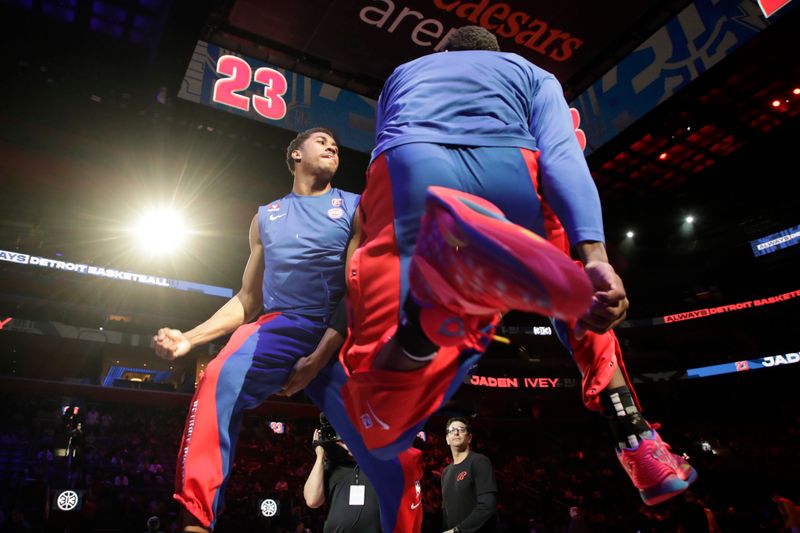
[269,214,286,221]
[410,501,421,510]
[366,401,390,430]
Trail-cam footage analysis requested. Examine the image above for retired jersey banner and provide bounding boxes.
[572,0,772,154]
[178,41,377,153]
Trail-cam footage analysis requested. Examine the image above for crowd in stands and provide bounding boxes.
[0,387,797,532]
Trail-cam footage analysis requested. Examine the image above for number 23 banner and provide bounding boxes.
[178,41,378,153]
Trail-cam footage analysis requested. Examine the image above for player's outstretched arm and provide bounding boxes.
[153,214,265,361]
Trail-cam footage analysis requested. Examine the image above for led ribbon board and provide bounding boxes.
[750,224,800,257]
[178,41,377,153]
[0,249,232,298]
[467,375,578,389]
[619,289,800,327]
[686,351,800,378]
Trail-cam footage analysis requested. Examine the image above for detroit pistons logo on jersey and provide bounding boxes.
[267,201,287,222]
[328,197,344,219]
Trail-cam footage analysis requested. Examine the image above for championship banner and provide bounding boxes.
[750,224,800,257]
[0,249,233,298]
[178,41,377,153]
[572,0,772,154]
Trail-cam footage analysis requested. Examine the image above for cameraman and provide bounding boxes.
[304,418,381,532]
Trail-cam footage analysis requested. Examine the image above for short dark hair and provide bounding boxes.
[444,26,500,52]
[286,127,336,174]
[445,417,471,433]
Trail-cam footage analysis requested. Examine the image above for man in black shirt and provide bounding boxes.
[440,417,500,533]
[304,427,382,533]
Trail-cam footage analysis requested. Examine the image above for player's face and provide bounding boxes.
[295,132,339,179]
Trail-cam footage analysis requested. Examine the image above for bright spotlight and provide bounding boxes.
[685,215,695,224]
[133,208,188,253]
[626,230,635,239]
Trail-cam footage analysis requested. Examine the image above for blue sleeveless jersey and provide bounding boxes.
[258,188,360,317]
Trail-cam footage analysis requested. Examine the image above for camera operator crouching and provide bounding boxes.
[304,414,381,532]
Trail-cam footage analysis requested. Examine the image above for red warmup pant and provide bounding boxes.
[340,145,638,458]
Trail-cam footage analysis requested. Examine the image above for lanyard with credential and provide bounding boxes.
[349,465,365,506]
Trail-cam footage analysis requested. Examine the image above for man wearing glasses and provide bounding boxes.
[440,418,500,533]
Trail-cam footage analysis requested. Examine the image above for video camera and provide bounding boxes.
[314,414,353,465]
[313,413,341,447]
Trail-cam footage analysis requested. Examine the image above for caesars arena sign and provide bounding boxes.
[225,0,671,82]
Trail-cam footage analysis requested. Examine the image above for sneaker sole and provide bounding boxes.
[678,464,698,485]
[415,186,593,320]
[640,474,690,506]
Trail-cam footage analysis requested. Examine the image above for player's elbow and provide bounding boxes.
[237,290,263,319]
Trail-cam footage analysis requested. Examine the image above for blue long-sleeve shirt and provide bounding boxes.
[373,50,604,245]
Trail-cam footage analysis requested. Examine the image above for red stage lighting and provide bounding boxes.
[772,100,781,107]
[658,152,668,160]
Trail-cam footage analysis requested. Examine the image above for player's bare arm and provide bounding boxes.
[153,214,265,361]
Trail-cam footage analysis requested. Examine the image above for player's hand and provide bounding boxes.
[153,328,192,361]
[574,261,629,339]
[280,355,320,397]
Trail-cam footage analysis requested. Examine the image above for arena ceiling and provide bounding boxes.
[0,0,798,350]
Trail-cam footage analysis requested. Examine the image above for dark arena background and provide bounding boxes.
[1,0,799,531]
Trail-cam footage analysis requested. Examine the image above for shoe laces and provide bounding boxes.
[619,434,678,486]
[460,314,500,351]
